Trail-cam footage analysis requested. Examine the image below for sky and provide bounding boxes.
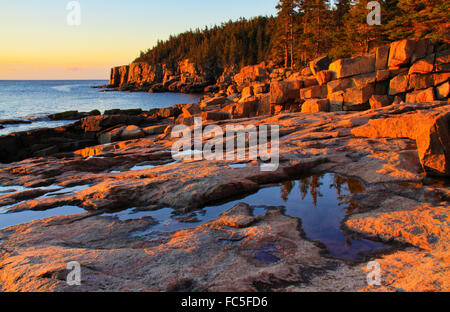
[0,0,278,80]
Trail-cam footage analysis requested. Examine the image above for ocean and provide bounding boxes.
[0,80,200,135]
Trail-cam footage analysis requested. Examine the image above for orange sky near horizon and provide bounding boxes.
[0,0,277,80]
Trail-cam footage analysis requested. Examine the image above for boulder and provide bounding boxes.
[182,103,202,117]
[142,125,169,136]
[300,85,327,100]
[392,96,404,105]
[221,104,235,116]
[375,80,389,95]
[301,99,330,113]
[272,104,284,115]
[376,70,390,82]
[411,39,432,63]
[408,73,450,91]
[389,67,409,78]
[252,83,268,94]
[154,107,181,119]
[175,115,197,126]
[352,105,450,176]
[434,49,450,72]
[389,74,410,95]
[351,72,377,88]
[329,54,376,79]
[241,86,254,98]
[270,80,303,105]
[405,88,435,103]
[327,78,354,94]
[409,54,435,75]
[328,91,344,112]
[120,125,144,141]
[303,77,319,88]
[310,56,331,75]
[375,45,390,70]
[233,97,259,119]
[81,115,128,132]
[201,111,231,122]
[234,64,268,87]
[48,110,100,121]
[255,93,271,116]
[388,39,417,68]
[201,96,227,108]
[436,81,449,100]
[301,67,313,76]
[369,95,390,109]
[316,70,333,86]
[98,127,123,144]
[343,84,375,106]
[104,109,143,116]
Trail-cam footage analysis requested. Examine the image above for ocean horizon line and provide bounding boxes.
[0,79,108,82]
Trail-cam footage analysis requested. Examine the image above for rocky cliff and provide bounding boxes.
[108,39,449,114]
[109,58,212,93]
[213,38,449,116]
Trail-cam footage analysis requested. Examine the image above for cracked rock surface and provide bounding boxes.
[0,102,449,291]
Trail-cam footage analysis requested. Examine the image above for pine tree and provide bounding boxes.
[274,0,298,68]
[328,0,353,60]
[297,0,331,61]
[385,0,449,42]
[344,0,385,54]
[335,0,351,28]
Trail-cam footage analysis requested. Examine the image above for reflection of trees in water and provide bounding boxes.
[281,181,294,201]
[331,175,365,196]
[331,174,366,214]
[298,174,324,207]
[296,174,366,211]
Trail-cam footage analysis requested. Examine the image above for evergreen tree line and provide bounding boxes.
[134,0,449,73]
[134,17,277,75]
[274,0,449,68]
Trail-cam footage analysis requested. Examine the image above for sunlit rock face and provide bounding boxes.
[352,104,450,176]
[108,59,211,93]
[107,39,449,116]
[0,99,449,292]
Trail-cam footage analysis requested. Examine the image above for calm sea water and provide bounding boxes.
[0,80,200,135]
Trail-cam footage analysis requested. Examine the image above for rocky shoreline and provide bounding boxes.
[0,38,449,292]
[0,100,449,291]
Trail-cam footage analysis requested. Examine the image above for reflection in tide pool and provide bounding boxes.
[131,173,390,261]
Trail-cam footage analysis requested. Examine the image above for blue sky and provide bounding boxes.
[0,0,278,79]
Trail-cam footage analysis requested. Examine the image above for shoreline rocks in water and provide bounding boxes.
[47,110,101,121]
[0,119,33,126]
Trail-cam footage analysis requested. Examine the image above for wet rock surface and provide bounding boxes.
[0,101,449,292]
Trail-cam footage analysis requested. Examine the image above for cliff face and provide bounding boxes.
[110,65,130,87]
[212,38,449,116]
[109,59,211,93]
